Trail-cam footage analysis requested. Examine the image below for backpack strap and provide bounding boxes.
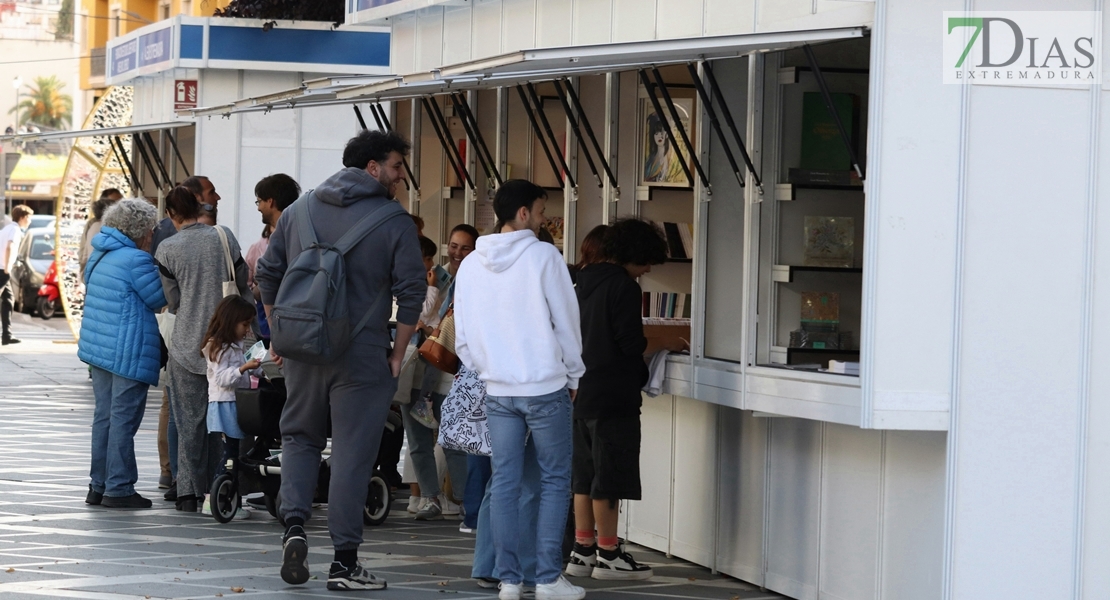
[333,200,408,255]
[296,192,320,250]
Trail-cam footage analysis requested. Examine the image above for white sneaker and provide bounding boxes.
[407,495,421,514]
[233,506,252,521]
[592,545,652,580]
[200,494,212,516]
[499,581,524,600]
[440,493,462,516]
[535,576,585,600]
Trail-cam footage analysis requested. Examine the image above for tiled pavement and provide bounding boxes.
[0,314,784,600]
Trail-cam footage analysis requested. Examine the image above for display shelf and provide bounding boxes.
[771,264,862,283]
[774,182,864,200]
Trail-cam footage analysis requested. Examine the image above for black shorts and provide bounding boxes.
[571,416,642,501]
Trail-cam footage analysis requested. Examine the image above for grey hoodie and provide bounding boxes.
[256,167,426,353]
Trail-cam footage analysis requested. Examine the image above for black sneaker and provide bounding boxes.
[564,542,596,577]
[163,482,177,502]
[102,493,152,509]
[592,545,653,580]
[280,525,310,585]
[85,486,102,506]
[1,337,20,346]
[327,561,387,591]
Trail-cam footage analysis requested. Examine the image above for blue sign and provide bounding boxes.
[355,0,407,9]
[110,26,173,78]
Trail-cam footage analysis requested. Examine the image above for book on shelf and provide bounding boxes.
[827,360,860,375]
[658,222,694,260]
[803,216,854,268]
[642,292,690,319]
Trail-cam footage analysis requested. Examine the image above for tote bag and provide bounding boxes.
[438,364,491,457]
[214,226,240,298]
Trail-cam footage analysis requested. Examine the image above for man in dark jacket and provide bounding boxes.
[256,130,426,591]
[566,218,682,581]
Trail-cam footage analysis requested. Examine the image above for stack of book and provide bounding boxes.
[642,292,690,319]
[660,222,694,260]
[828,360,860,375]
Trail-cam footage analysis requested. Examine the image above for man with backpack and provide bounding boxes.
[255,130,426,591]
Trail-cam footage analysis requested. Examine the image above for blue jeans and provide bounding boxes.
[89,367,150,497]
[472,440,538,585]
[463,455,491,529]
[485,389,573,586]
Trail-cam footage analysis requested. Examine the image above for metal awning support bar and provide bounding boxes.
[111,136,142,195]
[525,82,576,189]
[801,44,864,180]
[515,85,564,190]
[449,93,497,187]
[452,92,503,187]
[563,78,617,190]
[686,62,745,190]
[638,70,697,190]
[131,133,162,189]
[701,61,762,194]
[353,105,370,130]
[373,103,419,195]
[368,104,387,130]
[365,104,410,192]
[552,79,601,188]
[166,129,190,178]
[142,131,172,188]
[650,68,710,192]
[422,96,475,191]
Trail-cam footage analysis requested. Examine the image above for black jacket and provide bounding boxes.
[574,262,649,419]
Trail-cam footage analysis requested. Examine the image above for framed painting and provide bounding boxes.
[637,85,696,188]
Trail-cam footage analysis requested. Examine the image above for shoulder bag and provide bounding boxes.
[213,226,239,298]
[419,307,459,374]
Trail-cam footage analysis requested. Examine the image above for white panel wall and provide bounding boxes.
[196,69,241,234]
[862,0,962,430]
[536,0,573,49]
[624,394,674,552]
[669,396,719,567]
[766,418,822,600]
[444,5,475,67]
[572,0,611,46]
[612,0,656,42]
[502,0,536,53]
[716,406,767,585]
[881,431,946,600]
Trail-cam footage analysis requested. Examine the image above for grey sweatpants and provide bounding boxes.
[167,358,221,499]
[279,347,396,551]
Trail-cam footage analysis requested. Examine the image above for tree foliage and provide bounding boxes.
[55,0,74,40]
[9,76,73,129]
[213,0,343,23]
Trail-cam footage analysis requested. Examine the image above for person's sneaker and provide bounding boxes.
[85,485,103,506]
[158,474,172,489]
[2,337,21,346]
[498,581,524,600]
[245,493,266,511]
[475,577,499,589]
[459,522,475,534]
[440,494,462,516]
[233,506,252,520]
[414,497,443,521]
[535,576,584,600]
[591,545,653,580]
[406,494,421,514]
[327,561,387,590]
[564,542,597,577]
[200,494,212,516]
[101,493,153,509]
[280,525,310,585]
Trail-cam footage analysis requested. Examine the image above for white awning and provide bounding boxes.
[182,26,867,113]
[0,121,193,143]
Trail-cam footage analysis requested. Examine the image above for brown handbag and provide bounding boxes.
[418,308,459,374]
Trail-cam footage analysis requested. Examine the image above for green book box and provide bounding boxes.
[799,92,859,171]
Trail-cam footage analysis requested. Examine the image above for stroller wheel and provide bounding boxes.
[212,474,238,523]
[363,475,391,526]
[265,493,286,527]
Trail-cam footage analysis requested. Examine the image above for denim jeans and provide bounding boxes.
[89,366,150,497]
[471,440,538,585]
[463,454,491,529]
[401,387,468,499]
[485,389,573,585]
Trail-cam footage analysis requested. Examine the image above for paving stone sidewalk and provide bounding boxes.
[0,315,781,600]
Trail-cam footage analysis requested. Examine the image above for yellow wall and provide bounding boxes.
[80,0,232,91]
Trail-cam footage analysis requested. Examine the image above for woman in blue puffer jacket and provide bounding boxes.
[78,198,166,509]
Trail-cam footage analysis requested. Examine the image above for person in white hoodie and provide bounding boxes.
[454,179,586,600]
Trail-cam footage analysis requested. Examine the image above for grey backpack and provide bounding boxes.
[269,192,408,365]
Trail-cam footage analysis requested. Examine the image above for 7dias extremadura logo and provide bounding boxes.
[944,11,1102,85]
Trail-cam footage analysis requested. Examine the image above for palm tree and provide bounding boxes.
[9,76,73,129]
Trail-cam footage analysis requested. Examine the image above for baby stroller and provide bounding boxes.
[210,375,395,526]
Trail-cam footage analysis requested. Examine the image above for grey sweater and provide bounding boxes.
[256,167,426,353]
[156,224,253,375]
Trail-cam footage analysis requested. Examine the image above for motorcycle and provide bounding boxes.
[37,261,61,320]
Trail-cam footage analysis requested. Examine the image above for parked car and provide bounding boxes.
[29,215,55,231]
[10,227,55,316]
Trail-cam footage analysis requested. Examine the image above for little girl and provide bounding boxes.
[200,295,261,518]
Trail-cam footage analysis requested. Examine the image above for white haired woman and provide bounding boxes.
[78,199,167,509]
